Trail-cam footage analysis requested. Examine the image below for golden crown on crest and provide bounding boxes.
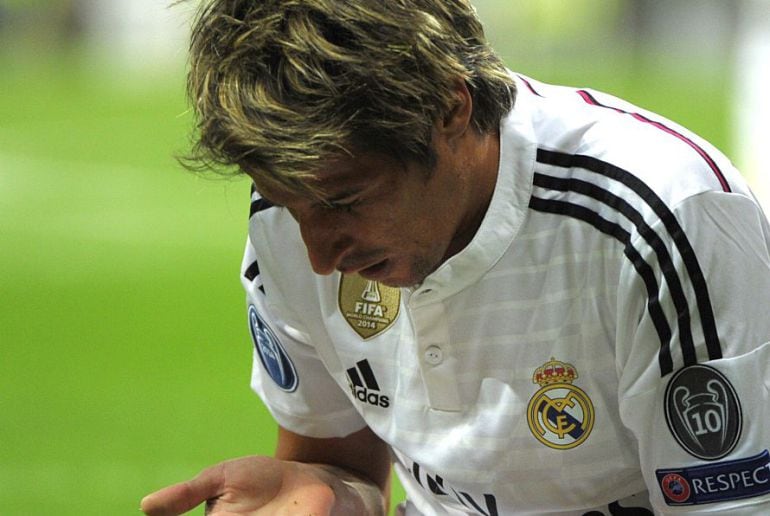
[532,357,578,386]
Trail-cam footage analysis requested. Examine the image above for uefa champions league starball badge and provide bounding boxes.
[247,304,298,392]
[527,357,595,450]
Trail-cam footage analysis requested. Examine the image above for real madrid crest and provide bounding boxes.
[339,274,400,339]
[526,357,595,450]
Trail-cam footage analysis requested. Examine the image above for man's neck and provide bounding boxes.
[442,129,501,261]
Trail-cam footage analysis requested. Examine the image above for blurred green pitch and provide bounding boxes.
[0,51,730,514]
[0,56,269,514]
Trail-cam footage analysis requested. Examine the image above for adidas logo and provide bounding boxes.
[346,359,390,408]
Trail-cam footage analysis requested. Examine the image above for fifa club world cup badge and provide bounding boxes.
[339,274,400,339]
[527,358,595,450]
[664,364,742,460]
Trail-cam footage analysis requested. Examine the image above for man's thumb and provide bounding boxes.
[141,464,224,516]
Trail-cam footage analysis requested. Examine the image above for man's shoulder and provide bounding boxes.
[516,77,736,211]
[244,197,315,287]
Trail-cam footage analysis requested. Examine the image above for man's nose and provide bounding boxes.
[296,211,352,275]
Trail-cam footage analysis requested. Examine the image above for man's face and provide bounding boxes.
[253,149,479,288]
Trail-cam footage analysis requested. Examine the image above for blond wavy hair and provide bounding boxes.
[184,0,516,197]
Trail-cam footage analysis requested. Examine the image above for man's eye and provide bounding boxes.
[324,198,361,212]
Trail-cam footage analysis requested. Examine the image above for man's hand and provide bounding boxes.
[140,455,380,515]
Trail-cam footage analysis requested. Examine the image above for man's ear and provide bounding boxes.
[437,78,473,143]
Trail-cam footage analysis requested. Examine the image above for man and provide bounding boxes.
[142,0,770,514]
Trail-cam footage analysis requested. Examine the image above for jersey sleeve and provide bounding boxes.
[615,190,770,513]
[240,233,367,439]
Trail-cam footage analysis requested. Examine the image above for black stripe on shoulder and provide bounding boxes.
[529,195,674,374]
[533,172,699,373]
[244,260,260,281]
[249,198,274,218]
[535,149,722,368]
[244,260,265,293]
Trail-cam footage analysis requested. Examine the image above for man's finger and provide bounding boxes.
[141,464,225,516]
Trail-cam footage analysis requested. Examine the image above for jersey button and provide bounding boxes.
[424,345,444,365]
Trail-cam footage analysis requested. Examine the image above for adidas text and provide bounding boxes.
[351,386,390,408]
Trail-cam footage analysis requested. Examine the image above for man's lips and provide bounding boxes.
[339,258,390,279]
[359,259,389,279]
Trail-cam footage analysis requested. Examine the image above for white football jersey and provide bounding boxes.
[241,74,770,515]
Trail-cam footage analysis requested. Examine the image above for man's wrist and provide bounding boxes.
[313,463,387,516]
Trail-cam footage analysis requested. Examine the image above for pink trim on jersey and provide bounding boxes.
[576,90,731,192]
[516,74,544,97]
